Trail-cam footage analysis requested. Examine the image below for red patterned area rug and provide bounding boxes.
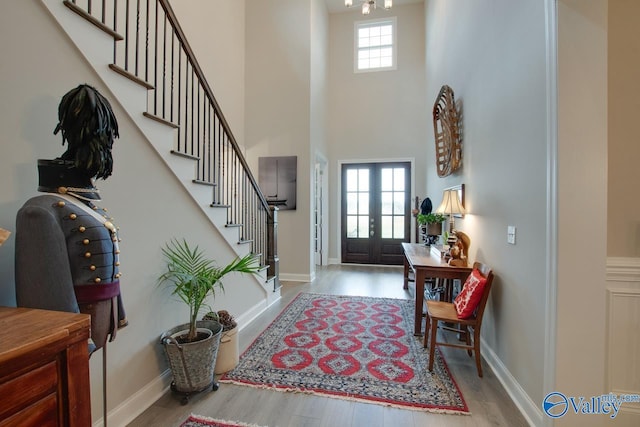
[180,415,265,427]
[220,293,468,414]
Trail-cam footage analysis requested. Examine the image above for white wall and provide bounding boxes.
[0,1,254,424]
[606,2,640,424]
[608,0,640,258]
[424,0,549,421]
[556,1,608,426]
[171,0,246,145]
[327,3,427,261]
[423,1,612,426]
[244,0,316,281]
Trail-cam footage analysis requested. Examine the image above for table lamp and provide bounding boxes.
[435,189,465,246]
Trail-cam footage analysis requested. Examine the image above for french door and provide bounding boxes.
[341,162,411,265]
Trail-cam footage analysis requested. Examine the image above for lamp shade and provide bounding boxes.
[435,189,466,216]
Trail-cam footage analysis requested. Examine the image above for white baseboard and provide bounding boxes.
[94,369,172,427]
[279,272,314,282]
[481,342,542,427]
[236,297,276,333]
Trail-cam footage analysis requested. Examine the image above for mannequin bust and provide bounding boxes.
[14,85,126,355]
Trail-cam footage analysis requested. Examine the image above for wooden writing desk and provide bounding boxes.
[401,242,472,336]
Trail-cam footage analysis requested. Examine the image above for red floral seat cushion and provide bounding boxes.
[453,269,488,319]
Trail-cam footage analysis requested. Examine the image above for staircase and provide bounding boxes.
[42,0,280,301]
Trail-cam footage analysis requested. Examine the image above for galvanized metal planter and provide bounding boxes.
[160,320,222,403]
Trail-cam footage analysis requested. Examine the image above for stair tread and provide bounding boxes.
[192,179,216,187]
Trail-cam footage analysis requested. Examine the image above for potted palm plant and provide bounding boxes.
[158,239,260,403]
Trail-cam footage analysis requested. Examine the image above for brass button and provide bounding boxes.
[79,226,86,233]
[58,187,68,194]
[94,277,101,283]
[69,213,77,220]
[90,265,96,271]
[115,261,120,266]
[84,252,91,258]
[115,250,121,255]
[83,239,90,245]
[115,273,122,278]
[57,201,65,207]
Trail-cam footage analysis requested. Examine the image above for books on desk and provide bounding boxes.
[430,244,448,259]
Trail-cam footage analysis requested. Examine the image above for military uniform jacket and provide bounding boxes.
[15,194,126,351]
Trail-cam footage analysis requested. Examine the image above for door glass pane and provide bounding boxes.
[347,169,358,191]
[346,167,370,239]
[381,168,392,191]
[381,192,392,215]
[393,168,405,191]
[347,215,358,238]
[380,166,405,238]
[381,215,392,238]
[359,193,369,215]
[358,216,369,238]
[393,192,404,214]
[347,193,358,215]
[359,169,369,191]
[394,216,405,239]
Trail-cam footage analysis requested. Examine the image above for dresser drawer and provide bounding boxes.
[0,392,58,427]
[0,361,58,421]
[0,307,91,427]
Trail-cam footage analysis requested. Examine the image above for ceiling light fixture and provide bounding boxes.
[345,0,392,15]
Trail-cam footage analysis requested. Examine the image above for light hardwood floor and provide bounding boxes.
[128,264,529,427]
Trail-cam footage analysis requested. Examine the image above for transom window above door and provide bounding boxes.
[354,18,397,72]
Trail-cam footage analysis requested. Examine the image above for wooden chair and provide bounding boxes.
[423,262,494,377]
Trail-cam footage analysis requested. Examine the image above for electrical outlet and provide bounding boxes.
[507,226,516,245]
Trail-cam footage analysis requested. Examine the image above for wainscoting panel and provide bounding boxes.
[606,257,640,423]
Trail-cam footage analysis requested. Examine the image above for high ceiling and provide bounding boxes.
[324,0,424,14]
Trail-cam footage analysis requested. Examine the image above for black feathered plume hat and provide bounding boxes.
[53,84,119,180]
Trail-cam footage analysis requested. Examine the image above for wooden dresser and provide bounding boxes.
[0,307,91,427]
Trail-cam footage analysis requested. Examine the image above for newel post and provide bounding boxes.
[267,206,280,291]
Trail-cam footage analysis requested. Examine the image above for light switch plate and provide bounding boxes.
[507,226,516,245]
